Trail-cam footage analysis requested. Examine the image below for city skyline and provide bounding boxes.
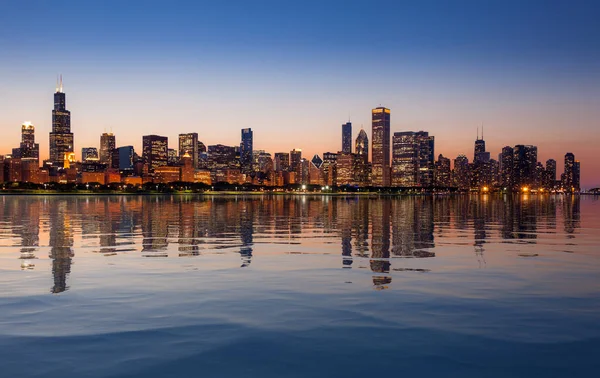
[1,1,599,187]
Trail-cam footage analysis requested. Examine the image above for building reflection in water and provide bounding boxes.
[49,200,74,294]
[0,194,583,292]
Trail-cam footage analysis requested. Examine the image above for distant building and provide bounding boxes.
[179,133,198,168]
[240,128,253,173]
[118,146,135,171]
[544,159,557,190]
[355,129,369,163]
[49,76,74,168]
[453,155,470,190]
[391,131,434,187]
[180,152,194,182]
[371,107,390,186]
[342,122,352,154]
[500,146,514,189]
[290,149,302,173]
[274,152,290,172]
[513,145,537,189]
[208,144,237,171]
[435,154,451,187]
[82,147,99,162]
[100,133,116,165]
[142,135,168,172]
[16,122,39,160]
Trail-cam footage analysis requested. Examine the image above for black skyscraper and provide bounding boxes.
[342,122,352,154]
[49,76,74,167]
[240,128,253,173]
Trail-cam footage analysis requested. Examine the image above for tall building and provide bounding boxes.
[118,146,135,171]
[17,122,39,160]
[371,107,390,186]
[168,149,178,165]
[290,149,302,173]
[142,135,168,172]
[240,128,253,173]
[274,152,290,172]
[355,128,369,163]
[49,76,74,167]
[472,131,491,187]
[179,133,198,168]
[391,131,434,187]
[513,145,537,189]
[435,154,451,187]
[500,146,514,189]
[544,159,557,190]
[563,153,580,192]
[453,155,470,190]
[81,147,99,162]
[100,133,116,165]
[207,144,237,171]
[342,122,352,154]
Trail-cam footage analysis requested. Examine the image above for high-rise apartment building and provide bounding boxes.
[49,76,74,167]
[435,154,451,187]
[513,145,537,189]
[371,107,390,186]
[142,135,168,172]
[342,122,352,154]
[500,146,514,188]
[179,133,198,169]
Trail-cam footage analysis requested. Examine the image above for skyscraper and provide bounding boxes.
[118,146,135,171]
[49,76,74,167]
[563,153,578,192]
[545,159,557,190]
[100,133,116,165]
[240,128,253,172]
[500,146,514,189]
[290,149,302,173]
[274,152,290,172]
[391,131,434,187]
[142,135,168,172]
[371,107,391,187]
[355,128,369,163]
[179,133,198,168]
[342,122,352,154]
[17,122,39,160]
[513,145,537,189]
[435,155,451,187]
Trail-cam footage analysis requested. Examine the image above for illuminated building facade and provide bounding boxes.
[118,146,135,171]
[49,76,74,167]
[81,147,99,162]
[513,145,537,189]
[179,133,198,168]
[371,107,390,187]
[355,129,368,163]
[240,128,253,173]
[100,133,115,165]
[142,135,168,172]
[274,152,290,172]
[391,131,434,187]
[342,122,352,154]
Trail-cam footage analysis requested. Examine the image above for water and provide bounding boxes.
[1,194,599,377]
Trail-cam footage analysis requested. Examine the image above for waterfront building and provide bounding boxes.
[49,76,74,168]
[100,133,116,165]
[371,107,391,186]
[142,135,168,172]
[342,122,352,154]
[179,133,198,168]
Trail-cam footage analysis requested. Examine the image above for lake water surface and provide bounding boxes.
[1,195,599,377]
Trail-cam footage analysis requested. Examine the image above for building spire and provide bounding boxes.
[477,126,479,140]
[59,74,63,92]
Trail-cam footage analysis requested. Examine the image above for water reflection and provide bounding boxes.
[0,195,584,293]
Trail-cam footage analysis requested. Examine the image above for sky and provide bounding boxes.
[0,0,599,187]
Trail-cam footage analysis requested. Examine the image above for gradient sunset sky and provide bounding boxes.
[1,0,598,187]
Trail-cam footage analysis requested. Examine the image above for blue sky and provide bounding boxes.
[1,0,599,186]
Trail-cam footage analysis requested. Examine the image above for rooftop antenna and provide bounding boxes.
[59,74,63,92]
[477,126,479,140]
[481,123,484,140]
